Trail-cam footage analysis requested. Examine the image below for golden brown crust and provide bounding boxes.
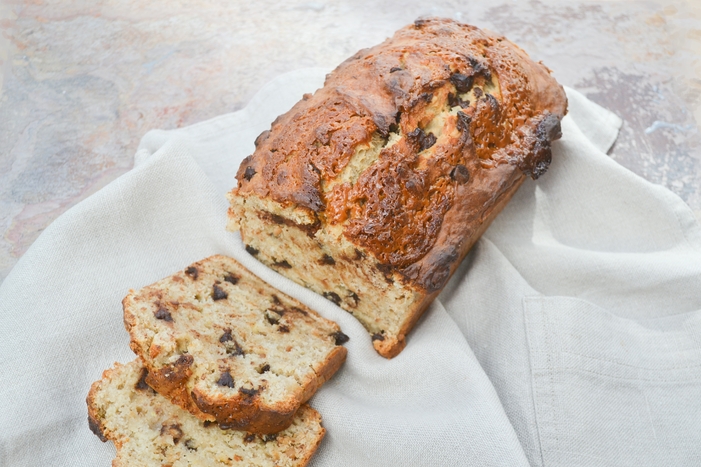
[233,18,566,292]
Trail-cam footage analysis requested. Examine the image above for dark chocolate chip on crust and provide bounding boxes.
[371,332,385,341]
[450,164,470,184]
[135,367,155,393]
[217,371,235,388]
[154,307,173,322]
[332,331,350,345]
[450,73,474,93]
[243,166,257,181]
[212,284,228,301]
[389,66,402,73]
[185,266,198,280]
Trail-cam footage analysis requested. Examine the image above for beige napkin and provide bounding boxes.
[1,68,700,466]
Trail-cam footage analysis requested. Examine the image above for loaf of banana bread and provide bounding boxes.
[123,255,347,434]
[227,18,567,358]
[87,360,325,467]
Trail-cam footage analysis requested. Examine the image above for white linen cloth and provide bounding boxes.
[1,68,700,466]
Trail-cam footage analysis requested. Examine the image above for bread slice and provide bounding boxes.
[87,360,325,467]
[123,255,347,434]
[226,18,567,358]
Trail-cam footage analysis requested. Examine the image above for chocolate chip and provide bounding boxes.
[217,371,235,388]
[456,111,472,133]
[278,324,290,333]
[448,92,470,109]
[290,306,308,316]
[407,127,437,152]
[244,433,256,443]
[350,291,360,306]
[219,329,232,343]
[184,439,197,451]
[272,295,282,305]
[319,254,336,265]
[265,312,280,325]
[259,364,270,374]
[135,367,155,393]
[243,166,256,181]
[185,266,198,280]
[473,87,483,98]
[154,307,173,322]
[254,130,270,148]
[203,420,214,428]
[323,291,342,306]
[226,339,245,357]
[450,73,474,93]
[160,423,183,445]
[224,273,239,285]
[273,260,292,269]
[389,66,402,73]
[354,249,365,260]
[212,284,228,301]
[239,387,258,397]
[451,164,470,184]
[332,331,350,345]
[245,245,259,256]
[371,333,385,341]
[414,18,428,28]
[262,433,277,442]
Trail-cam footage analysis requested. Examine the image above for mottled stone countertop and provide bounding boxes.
[1,0,700,282]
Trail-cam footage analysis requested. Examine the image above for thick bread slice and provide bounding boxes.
[123,255,347,434]
[87,360,325,467]
[227,18,567,358]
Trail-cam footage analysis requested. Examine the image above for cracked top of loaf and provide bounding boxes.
[232,18,567,292]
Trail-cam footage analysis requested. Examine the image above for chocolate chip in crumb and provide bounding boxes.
[160,423,183,445]
[154,307,173,322]
[265,312,280,325]
[220,329,232,343]
[456,111,472,133]
[372,333,385,341]
[323,291,342,306]
[185,266,198,280]
[332,331,350,345]
[319,254,336,265]
[262,433,278,442]
[350,291,360,306]
[273,259,292,269]
[135,367,155,393]
[354,249,365,260]
[203,420,214,428]
[212,284,228,301]
[223,273,239,285]
[226,339,245,357]
[245,245,259,256]
[244,433,256,443]
[217,371,235,388]
[278,324,290,333]
[473,87,484,98]
[290,306,307,316]
[258,364,270,374]
[239,387,258,397]
[389,66,402,73]
[451,164,470,184]
[243,166,256,181]
[184,439,197,451]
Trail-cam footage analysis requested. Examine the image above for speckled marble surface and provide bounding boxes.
[1,0,700,283]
